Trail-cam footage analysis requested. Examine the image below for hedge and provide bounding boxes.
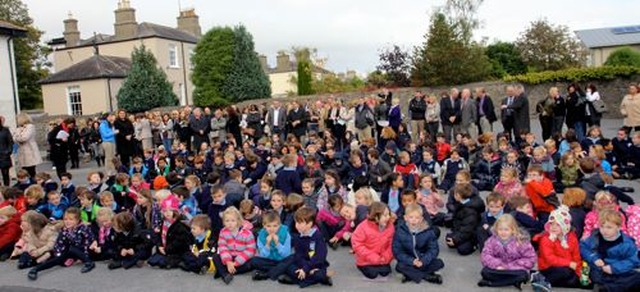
[503,66,640,85]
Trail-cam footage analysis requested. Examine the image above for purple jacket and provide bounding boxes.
[480,235,536,271]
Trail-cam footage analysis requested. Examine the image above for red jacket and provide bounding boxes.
[435,142,451,162]
[0,213,22,249]
[351,220,394,267]
[525,178,555,214]
[537,231,581,276]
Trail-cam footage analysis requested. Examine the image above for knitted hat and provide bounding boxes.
[153,175,169,190]
[161,194,180,211]
[545,205,572,248]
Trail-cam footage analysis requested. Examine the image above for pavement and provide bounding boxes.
[1,119,639,292]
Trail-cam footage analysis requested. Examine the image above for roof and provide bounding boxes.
[0,20,27,37]
[575,25,640,48]
[56,22,198,49]
[39,55,131,84]
[268,61,332,75]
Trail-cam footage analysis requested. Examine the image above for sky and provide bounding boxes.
[22,0,640,74]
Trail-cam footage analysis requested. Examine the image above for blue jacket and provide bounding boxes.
[392,221,440,266]
[99,120,115,143]
[275,168,302,195]
[129,165,149,180]
[257,225,292,261]
[38,196,70,220]
[292,227,328,273]
[580,231,640,274]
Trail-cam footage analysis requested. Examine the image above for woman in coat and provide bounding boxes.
[13,112,42,178]
[621,83,640,134]
[114,109,135,167]
[565,83,587,141]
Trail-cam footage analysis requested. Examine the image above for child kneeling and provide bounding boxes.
[392,203,444,284]
[251,210,294,281]
[351,202,394,281]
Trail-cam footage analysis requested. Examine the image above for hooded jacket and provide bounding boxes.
[352,220,394,267]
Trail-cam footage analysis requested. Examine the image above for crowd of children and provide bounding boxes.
[2,118,640,291]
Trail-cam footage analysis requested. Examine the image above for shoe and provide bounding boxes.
[252,271,269,281]
[531,280,552,292]
[424,273,443,285]
[619,187,635,193]
[513,281,523,291]
[320,276,333,286]
[108,261,122,270]
[329,241,339,250]
[530,271,545,283]
[122,259,137,269]
[178,262,191,272]
[477,279,491,287]
[0,253,9,261]
[593,284,607,292]
[222,274,233,285]
[28,269,38,281]
[80,262,95,273]
[17,262,31,270]
[277,275,295,285]
[401,275,410,283]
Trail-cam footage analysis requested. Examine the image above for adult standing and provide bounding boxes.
[565,83,586,141]
[425,94,441,143]
[409,90,426,143]
[475,87,496,135]
[513,84,531,140]
[440,88,461,143]
[226,106,242,146]
[459,89,478,139]
[209,109,226,145]
[176,111,192,151]
[99,113,117,175]
[189,108,210,152]
[550,87,566,137]
[378,87,393,107]
[388,97,402,134]
[536,89,555,141]
[266,101,287,141]
[0,116,13,186]
[287,101,308,142]
[114,109,134,167]
[620,83,640,134]
[329,100,346,149]
[500,86,517,141]
[246,104,263,141]
[585,83,603,127]
[161,113,174,151]
[354,97,375,140]
[134,113,152,154]
[67,122,81,169]
[47,117,73,179]
[12,113,41,178]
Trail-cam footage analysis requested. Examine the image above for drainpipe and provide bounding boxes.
[180,41,188,105]
[107,77,113,112]
[7,36,20,116]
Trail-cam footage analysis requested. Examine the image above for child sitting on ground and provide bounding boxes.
[147,195,194,269]
[477,192,506,250]
[417,175,445,227]
[582,191,627,240]
[212,207,256,285]
[88,207,115,262]
[493,168,526,204]
[317,194,348,250]
[14,210,60,269]
[251,210,294,281]
[509,196,544,239]
[561,188,587,239]
[108,211,154,270]
[524,165,557,224]
[37,190,69,221]
[180,214,216,274]
[351,202,395,282]
[445,184,485,256]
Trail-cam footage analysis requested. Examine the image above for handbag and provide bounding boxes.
[592,99,608,113]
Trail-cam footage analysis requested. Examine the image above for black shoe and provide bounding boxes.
[329,241,340,250]
[178,262,191,272]
[477,279,491,287]
[122,259,137,269]
[222,274,233,285]
[277,275,295,285]
[401,275,410,283]
[28,269,38,281]
[252,271,269,281]
[81,262,95,273]
[0,253,9,261]
[108,261,123,270]
[425,273,443,285]
[619,187,635,193]
[593,284,607,292]
[320,276,333,286]
[513,281,523,290]
[17,262,30,270]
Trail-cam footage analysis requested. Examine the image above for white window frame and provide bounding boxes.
[67,85,83,116]
[169,44,179,68]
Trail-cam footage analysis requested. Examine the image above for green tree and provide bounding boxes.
[191,27,236,107]
[515,19,587,71]
[377,45,411,87]
[442,0,484,43]
[486,41,527,78]
[604,47,640,67]
[295,47,314,95]
[312,73,365,94]
[366,70,389,87]
[220,25,271,102]
[0,0,49,109]
[116,45,177,112]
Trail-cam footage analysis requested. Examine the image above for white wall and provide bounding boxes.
[0,35,18,129]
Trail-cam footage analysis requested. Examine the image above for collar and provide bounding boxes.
[300,227,317,237]
[488,209,504,218]
[461,198,470,205]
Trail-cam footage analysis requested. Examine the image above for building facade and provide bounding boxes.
[576,25,640,67]
[0,21,27,128]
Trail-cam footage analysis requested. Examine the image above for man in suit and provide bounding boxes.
[475,87,497,135]
[501,85,530,144]
[267,100,287,140]
[500,86,517,142]
[440,88,462,143]
[409,90,427,143]
[460,89,478,139]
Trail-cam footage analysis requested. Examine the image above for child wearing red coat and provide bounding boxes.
[351,202,394,281]
[0,206,22,260]
[538,206,585,288]
[524,165,556,223]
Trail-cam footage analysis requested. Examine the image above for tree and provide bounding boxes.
[295,47,314,95]
[0,0,49,109]
[366,70,389,87]
[486,41,527,78]
[116,45,177,112]
[515,19,587,72]
[191,27,236,107]
[377,45,411,87]
[220,25,271,102]
[311,73,365,94]
[604,47,640,67]
[442,0,484,43]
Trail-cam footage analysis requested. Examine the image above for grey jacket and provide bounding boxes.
[460,98,477,128]
[210,117,227,140]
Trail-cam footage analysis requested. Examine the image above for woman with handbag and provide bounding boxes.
[585,83,604,128]
[565,83,587,141]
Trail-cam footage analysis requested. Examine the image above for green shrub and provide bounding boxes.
[503,66,640,84]
[605,47,640,67]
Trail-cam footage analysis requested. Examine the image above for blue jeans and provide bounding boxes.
[573,121,585,141]
[163,138,173,151]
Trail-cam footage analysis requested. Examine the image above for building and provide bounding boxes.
[260,52,331,97]
[40,0,201,115]
[575,25,640,67]
[0,20,27,128]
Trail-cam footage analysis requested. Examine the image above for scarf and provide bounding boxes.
[161,218,175,247]
[99,225,111,245]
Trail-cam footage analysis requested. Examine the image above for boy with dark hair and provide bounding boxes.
[60,172,78,207]
[445,184,485,256]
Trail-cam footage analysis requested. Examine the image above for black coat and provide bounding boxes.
[163,220,195,266]
[114,227,155,255]
[47,125,67,165]
[0,127,13,168]
[476,95,497,123]
[566,92,586,126]
[440,97,461,126]
[450,195,485,245]
[226,114,241,144]
[114,118,134,157]
[287,107,308,138]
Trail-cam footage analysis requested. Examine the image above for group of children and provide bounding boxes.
[0,124,640,291]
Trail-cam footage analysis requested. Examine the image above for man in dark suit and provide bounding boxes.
[440,88,461,143]
[501,85,530,144]
[475,87,497,135]
[500,86,517,142]
[266,100,288,140]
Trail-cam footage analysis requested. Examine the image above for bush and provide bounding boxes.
[605,47,640,67]
[503,66,640,84]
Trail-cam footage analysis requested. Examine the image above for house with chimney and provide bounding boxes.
[260,52,332,97]
[40,0,201,115]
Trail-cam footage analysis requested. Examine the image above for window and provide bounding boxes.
[67,86,82,115]
[169,44,179,68]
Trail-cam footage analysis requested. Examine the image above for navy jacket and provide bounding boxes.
[292,227,329,273]
[275,169,302,195]
[392,221,440,266]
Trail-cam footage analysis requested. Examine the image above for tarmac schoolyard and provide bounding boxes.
[1,119,639,292]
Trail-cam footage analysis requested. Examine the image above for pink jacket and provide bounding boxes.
[625,205,640,247]
[582,206,628,240]
[351,220,394,267]
[481,235,536,271]
[418,189,444,216]
[316,209,351,240]
[493,181,526,202]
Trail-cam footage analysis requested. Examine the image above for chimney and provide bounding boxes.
[114,0,137,40]
[276,52,290,73]
[259,54,268,72]
[63,12,80,47]
[177,8,202,37]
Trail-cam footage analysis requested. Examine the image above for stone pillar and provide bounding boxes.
[177,8,202,37]
[63,12,80,47]
[114,0,137,40]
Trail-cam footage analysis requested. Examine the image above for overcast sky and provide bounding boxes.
[22,0,640,73]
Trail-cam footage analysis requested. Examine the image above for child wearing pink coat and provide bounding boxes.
[351,202,394,281]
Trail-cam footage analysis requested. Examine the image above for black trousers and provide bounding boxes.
[426,122,439,143]
[445,233,476,256]
[318,221,344,242]
[623,126,640,135]
[480,267,529,287]
[0,241,15,257]
[285,263,328,288]
[590,267,640,292]
[552,116,565,137]
[251,256,294,280]
[53,162,67,180]
[33,247,92,273]
[211,254,253,278]
[0,167,10,186]
[395,258,444,283]
[113,248,151,268]
[540,116,553,141]
[358,264,391,279]
[540,267,580,288]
